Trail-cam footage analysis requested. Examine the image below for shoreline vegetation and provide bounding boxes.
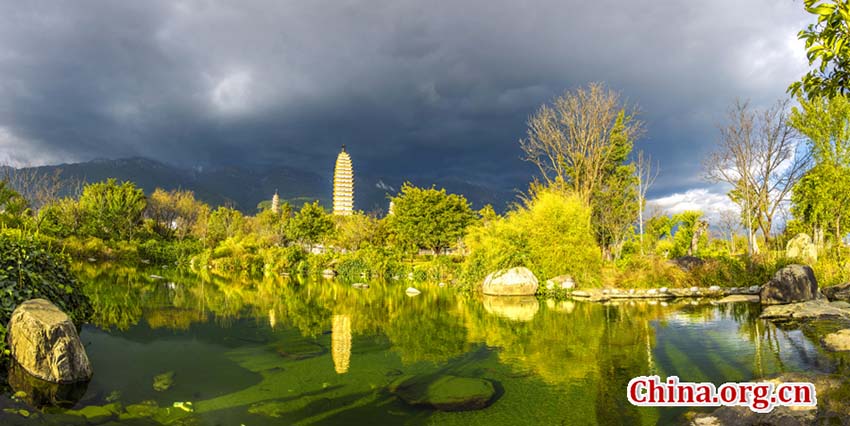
[2,83,850,340]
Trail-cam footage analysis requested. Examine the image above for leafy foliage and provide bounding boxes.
[288,201,333,248]
[591,111,639,259]
[463,188,602,287]
[205,206,245,247]
[386,183,476,254]
[78,179,147,241]
[330,212,385,251]
[146,188,208,240]
[790,0,850,99]
[790,95,850,242]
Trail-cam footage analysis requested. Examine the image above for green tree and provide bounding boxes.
[146,188,208,240]
[792,162,850,243]
[332,212,385,251]
[790,95,850,165]
[669,211,708,258]
[250,201,291,245]
[37,198,84,237]
[206,206,245,246]
[78,179,146,240]
[591,112,639,260]
[790,0,850,99]
[790,95,850,244]
[288,201,333,249]
[386,183,476,254]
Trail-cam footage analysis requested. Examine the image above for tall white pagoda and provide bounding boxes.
[333,145,354,215]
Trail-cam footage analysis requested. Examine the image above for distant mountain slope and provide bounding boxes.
[8,158,517,213]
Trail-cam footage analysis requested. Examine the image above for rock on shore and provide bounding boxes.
[482,267,538,296]
[760,264,820,305]
[6,299,93,383]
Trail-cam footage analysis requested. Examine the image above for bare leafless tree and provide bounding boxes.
[716,208,741,254]
[520,82,644,203]
[1,166,66,210]
[635,150,659,255]
[705,99,810,254]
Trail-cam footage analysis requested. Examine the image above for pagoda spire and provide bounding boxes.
[333,146,354,215]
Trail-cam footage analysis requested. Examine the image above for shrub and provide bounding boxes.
[138,238,203,266]
[334,246,404,282]
[263,245,309,275]
[463,189,602,289]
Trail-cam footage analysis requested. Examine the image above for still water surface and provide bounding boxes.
[0,264,838,425]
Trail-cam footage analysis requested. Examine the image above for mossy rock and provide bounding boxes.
[66,402,122,424]
[123,400,160,418]
[274,339,326,360]
[388,375,497,411]
[153,371,175,392]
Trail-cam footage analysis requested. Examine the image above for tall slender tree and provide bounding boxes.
[635,150,659,255]
[705,99,809,253]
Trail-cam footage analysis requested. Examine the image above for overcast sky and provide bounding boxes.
[0,0,811,213]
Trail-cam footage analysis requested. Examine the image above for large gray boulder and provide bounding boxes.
[6,299,93,383]
[760,264,819,305]
[482,267,538,296]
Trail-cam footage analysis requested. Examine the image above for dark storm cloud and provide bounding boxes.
[0,0,809,198]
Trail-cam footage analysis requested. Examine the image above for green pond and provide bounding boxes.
[0,263,842,425]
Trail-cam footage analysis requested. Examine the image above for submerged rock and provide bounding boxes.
[715,294,760,304]
[388,375,497,411]
[482,267,538,296]
[822,329,850,351]
[7,299,93,384]
[153,371,175,392]
[275,339,327,360]
[822,282,850,302]
[405,287,421,296]
[760,264,820,305]
[65,402,122,424]
[760,300,850,321]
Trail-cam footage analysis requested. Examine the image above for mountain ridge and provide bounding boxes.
[6,157,517,214]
